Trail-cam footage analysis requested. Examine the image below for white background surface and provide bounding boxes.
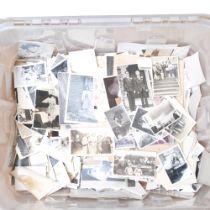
[0,0,209,18]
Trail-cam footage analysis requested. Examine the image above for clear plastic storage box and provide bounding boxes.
[1,15,210,210]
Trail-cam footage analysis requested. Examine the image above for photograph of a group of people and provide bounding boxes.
[70,129,113,155]
[117,64,153,112]
[114,153,156,177]
[152,56,179,81]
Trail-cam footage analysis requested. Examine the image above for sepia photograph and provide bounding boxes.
[14,62,48,88]
[33,89,59,129]
[105,104,131,139]
[158,145,193,184]
[142,98,182,134]
[17,109,33,124]
[65,74,97,123]
[18,41,54,59]
[70,128,114,155]
[103,76,121,108]
[152,56,179,96]
[114,151,157,178]
[117,64,153,112]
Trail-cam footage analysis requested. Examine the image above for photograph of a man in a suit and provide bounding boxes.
[133,70,149,108]
[123,70,136,111]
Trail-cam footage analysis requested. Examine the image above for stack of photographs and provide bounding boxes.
[11,40,205,201]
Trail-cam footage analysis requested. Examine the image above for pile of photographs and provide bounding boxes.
[11,41,205,200]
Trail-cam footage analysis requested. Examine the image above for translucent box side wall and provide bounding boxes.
[0,18,210,210]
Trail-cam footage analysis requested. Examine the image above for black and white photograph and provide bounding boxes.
[106,55,114,76]
[134,131,157,148]
[51,59,68,78]
[70,128,114,155]
[40,135,71,163]
[142,98,182,135]
[103,76,121,108]
[117,64,153,112]
[81,156,113,181]
[58,72,69,124]
[105,104,131,139]
[163,97,196,140]
[18,41,54,59]
[80,156,128,190]
[14,62,48,88]
[114,151,157,178]
[158,145,193,184]
[51,54,66,69]
[17,109,33,124]
[65,74,97,123]
[152,56,179,96]
[131,107,154,135]
[33,89,59,129]
[115,133,136,149]
[16,135,42,159]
